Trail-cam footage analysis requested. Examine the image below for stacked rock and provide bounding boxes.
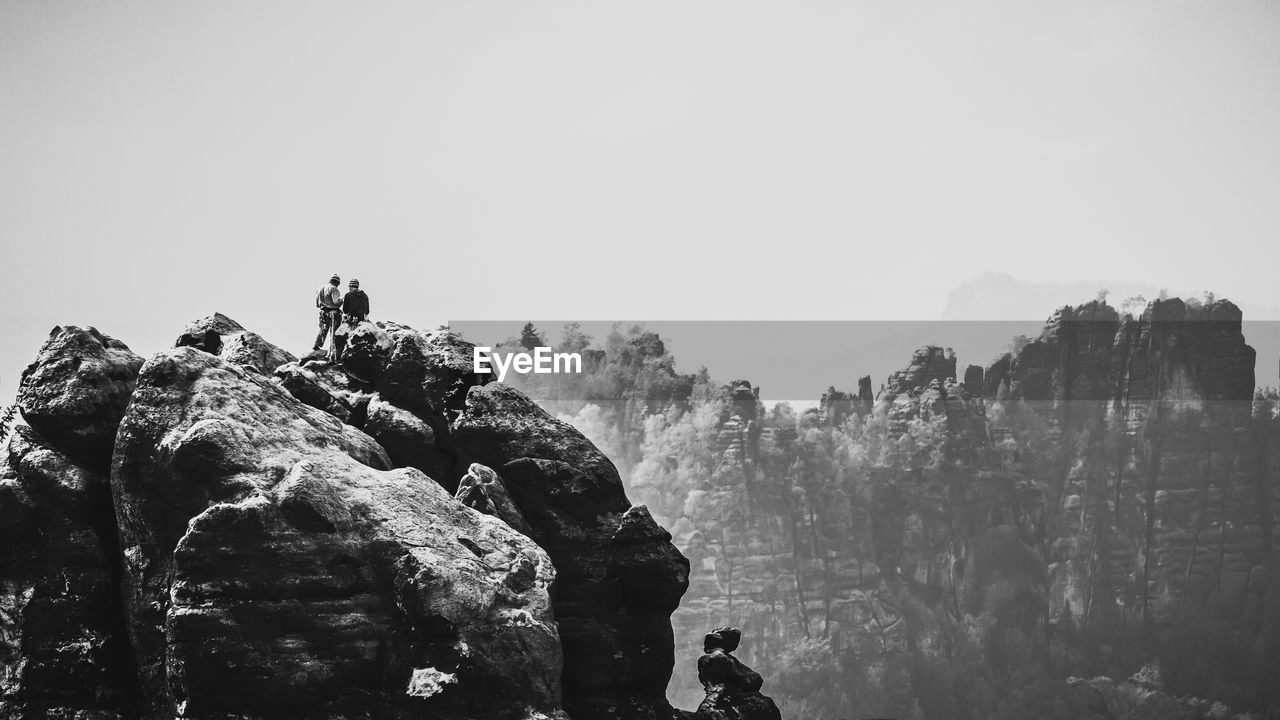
[693,627,782,720]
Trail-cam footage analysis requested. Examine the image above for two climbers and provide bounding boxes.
[313,275,372,361]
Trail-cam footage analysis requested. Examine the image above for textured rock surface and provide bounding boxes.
[378,327,489,418]
[364,394,457,485]
[334,320,393,383]
[166,454,563,720]
[451,383,690,720]
[986,300,1267,622]
[16,325,143,471]
[111,346,567,719]
[649,298,1275,717]
[3,315,698,720]
[886,345,957,397]
[0,426,139,719]
[289,324,696,717]
[274,359,368,424]
[456,462,534,537]
[175,312,296,373]
[692,627,781,720]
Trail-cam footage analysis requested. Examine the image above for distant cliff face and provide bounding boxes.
[647,298,1278,719]
[1,315,691,720]
[983,298,1276,701]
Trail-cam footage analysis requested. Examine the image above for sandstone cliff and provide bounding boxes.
[638,298,1277,718]
[1,315,699,720]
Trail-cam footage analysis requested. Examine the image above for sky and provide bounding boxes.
[2,0,1279,402]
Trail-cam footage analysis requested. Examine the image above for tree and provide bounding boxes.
[519,322,546,351]
[557,322,592,353]
[1121,295,1147,318]
[0,404,17,445]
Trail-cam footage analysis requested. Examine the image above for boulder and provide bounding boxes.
[0,426,139,719]
[175,312,296,373]
[451,383,689,720]
[364,394,458,486]
[378,328,489,418]
[111,346,566,719]
[335,320,393,383]
[456,462,534,537]
[274,360,370,425]
[692,627,781,720]
[166,453,565,720]
[612,505,688,613]
[116,348,388,713]
[16,325,143,471]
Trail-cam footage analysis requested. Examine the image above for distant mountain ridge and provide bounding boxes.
[943,272,1280,322]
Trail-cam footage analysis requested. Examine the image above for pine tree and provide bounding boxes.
[519,322,545,351]
[0,404,17,445]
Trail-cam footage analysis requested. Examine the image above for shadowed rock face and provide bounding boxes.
[334,320,393,383]
[277,325,483,489]
[456,462,535,537]
[0,426,140,719]
[5,327,144,718]
[886,345,957,398]
[1,313,709,720]
[17,325,143,472]
[364,394,455,484]
[653,297,1274,716]
[111,346,564,720]
[279,323,695,719]
[378,328,490,419]
[691,627,781,720]
[451,383,690,720]
[987,299,1269,636]
[166,454,563,720]
[274,359,368,424]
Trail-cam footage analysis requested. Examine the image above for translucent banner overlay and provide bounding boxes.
[449,319,1280,403]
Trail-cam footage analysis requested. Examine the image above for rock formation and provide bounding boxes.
[885,345,957,398]
[290,320,695,718]
[644,297,1277,717]
[450,384,690,720]
[689,627,781,720]
[333,319,393,383]
[175,312,296,375]
[1,313,692,720]
[983,298,1277,706]
[0,426,140,719]
[3,326,144,718]
[456,462,535,537]
[16,325,143,471]
[110,344,558,719]
[280,318,693,719]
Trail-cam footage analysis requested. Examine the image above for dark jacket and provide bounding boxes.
[343,289,370,317]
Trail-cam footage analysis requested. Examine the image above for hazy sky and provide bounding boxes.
[3,1,1279,401]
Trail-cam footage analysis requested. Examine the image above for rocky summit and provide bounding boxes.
[0,314,717,720]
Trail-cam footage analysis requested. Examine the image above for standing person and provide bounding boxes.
[334,279,370,362]
[342,278,370,322]
[313,274,343,352]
